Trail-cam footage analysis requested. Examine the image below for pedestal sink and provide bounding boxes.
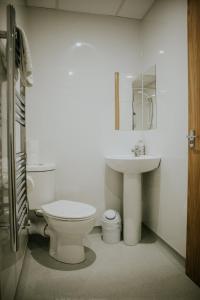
[105,154,161,245]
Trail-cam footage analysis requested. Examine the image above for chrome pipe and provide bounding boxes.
[16,166,26,179]
[16,106,25,119]
[18,211,27,231]
[16,158,25,168]
[16,173,26,187]
[16,116,25,126]
[7,5,18,252]
[0,30,7,39]
[16,99,25,112]
[17,194,26,210]
[19,82,27,214]
[17,186,26,201]
[18,202,27,218]
[18,213,27,231]
[17,195,26,211]
[16,162,25,170]
[6,5,28,252]
[17,191,26,208]
[16,90,25,105]
[16,179,26,194]
[16,152,26,160]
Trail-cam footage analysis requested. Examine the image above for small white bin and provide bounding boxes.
[102,210,121,244]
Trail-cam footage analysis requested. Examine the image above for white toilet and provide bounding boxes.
[27,163,96,264]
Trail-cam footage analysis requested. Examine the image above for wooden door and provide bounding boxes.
[186,0,200,286]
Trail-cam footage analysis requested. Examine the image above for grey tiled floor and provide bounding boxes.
[15,228,200,300]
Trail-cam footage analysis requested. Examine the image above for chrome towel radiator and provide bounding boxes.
[0,5,28,252]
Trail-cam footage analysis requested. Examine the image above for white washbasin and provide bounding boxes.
[105,154,161,174]
[105,154,161,246]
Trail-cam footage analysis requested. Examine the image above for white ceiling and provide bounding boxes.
[26,0,155,20]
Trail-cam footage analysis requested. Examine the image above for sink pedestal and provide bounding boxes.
[105,154,161,246]
[123,173,142,245]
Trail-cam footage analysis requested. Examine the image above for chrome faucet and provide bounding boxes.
[131,140,145,157]
[131,145,140,157]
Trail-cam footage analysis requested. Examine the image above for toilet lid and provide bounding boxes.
[41,200,96,219]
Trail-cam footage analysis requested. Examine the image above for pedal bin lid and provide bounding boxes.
[104,209,116,220]
[102,209,121,222]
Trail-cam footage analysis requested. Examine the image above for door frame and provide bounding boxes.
[186,0,200,286]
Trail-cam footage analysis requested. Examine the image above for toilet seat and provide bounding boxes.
[41,200,96,221]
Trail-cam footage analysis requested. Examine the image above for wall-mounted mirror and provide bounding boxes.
[115,65,156,131]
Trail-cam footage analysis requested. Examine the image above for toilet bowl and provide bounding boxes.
[42,200,96,264]
[27,164,96,264]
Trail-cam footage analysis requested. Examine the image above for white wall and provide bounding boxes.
[141,0,188,257]
[26,7,142,223]
[26,0,188,256]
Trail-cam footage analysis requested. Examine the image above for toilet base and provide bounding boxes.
[44,214,96,264]
[49,243,85,264]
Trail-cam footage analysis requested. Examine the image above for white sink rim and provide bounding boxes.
[105,154,161,174]
[105,154,160,160]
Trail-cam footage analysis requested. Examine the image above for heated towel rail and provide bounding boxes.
[0,5,28,252]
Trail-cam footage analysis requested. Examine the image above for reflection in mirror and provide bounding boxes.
[142,65,156,130]
[132,65,156,130]
[115,65,156,131]
[118,73,134,130]
[115,72,120,130]
[132,74,143,130]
